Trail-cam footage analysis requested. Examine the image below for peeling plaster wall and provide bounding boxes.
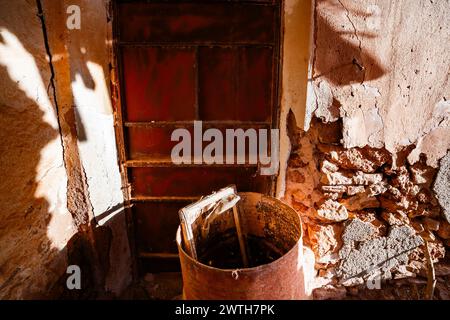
[0,1,75,299]
[284,0,450,298]
[307,0,450,165]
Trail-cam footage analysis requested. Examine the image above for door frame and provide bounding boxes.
[109,0,285,278]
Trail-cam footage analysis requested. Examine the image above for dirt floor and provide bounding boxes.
[120,263,450,300]
[120,253,450,300]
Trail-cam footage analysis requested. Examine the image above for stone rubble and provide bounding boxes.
[433,152,450,223]
[285,118,449,298]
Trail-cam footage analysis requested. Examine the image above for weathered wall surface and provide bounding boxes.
[0,0,131,298]
[278,0,313,197]
[308,0,450,164]
[0,1,75,298]
[284,0,450,299]
[41,0,131,296]
[1,0,448,300]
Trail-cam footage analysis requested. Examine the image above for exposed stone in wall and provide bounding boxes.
[308,223,342,264]
[285,118,448,296]
[337,220,423,286]
[433,152,450,223]
[284,0,450,299]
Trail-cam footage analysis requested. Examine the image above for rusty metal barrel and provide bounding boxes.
[176,192,305,300]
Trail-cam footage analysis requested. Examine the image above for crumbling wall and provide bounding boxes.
[284,0,450,298]
[307,0,450,158]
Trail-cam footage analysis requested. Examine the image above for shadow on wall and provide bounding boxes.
[0,4,126,298]
[0,28,65,298]
[312,0,386,86]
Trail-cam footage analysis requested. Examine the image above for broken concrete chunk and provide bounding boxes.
[316,199,349,222]
[392,265,416,279]
[287,120,449,289]
[380,211,410,226]
[341,218,377,243]
[313,275,335,288]
[353,212,387,237]
[338,224,423,283]
[340,277,365,287]
[320,146,390,173]
[410,163,436,185]
[321,171,353,185]
[308,223,342,264]
[408,240,446,270]
[346,185,365,196]
[321,160,339,174]
[368,182,388,196]
[352,171,383,185]
[321,185,347,193]
[433,151,450,223]
[385,226,424,256]
[338,236,389,282]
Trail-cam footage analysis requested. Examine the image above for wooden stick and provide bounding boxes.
[423,240,436,300]
[232,205,249,268]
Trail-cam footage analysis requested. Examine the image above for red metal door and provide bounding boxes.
[112,0,281,274]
